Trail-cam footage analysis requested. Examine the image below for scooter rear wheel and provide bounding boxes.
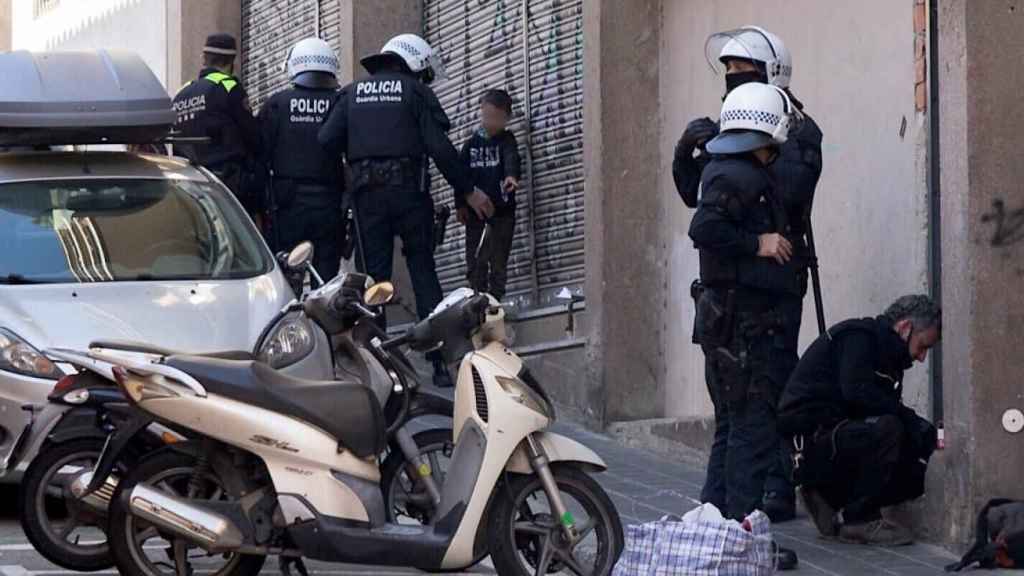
[106,449,266,576]
[488,464,624,576]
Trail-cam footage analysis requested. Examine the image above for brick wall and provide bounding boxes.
[915,0,928,112]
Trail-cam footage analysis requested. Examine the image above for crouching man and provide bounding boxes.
[778,295,941,546]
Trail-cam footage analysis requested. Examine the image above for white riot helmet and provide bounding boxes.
[286,37,339,89]
[705,82,799,155]
[705,25,792,89]
[360,33,447,84]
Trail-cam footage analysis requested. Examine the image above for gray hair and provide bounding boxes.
[881,294,942,333]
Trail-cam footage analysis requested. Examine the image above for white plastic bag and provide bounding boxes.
[612,503,775,576]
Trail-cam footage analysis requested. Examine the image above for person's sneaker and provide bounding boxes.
[763,491,796,523]
[837,518,914,547]
[771,542,799,571]
[432,361,454,388]
[800,486,838,538]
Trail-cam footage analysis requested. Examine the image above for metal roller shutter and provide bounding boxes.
[241,0,343,112]
[423,0,584,310]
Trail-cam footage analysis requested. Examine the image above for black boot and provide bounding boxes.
[772,542,799,571]
[764,490,797,523]
[432,359,453,388]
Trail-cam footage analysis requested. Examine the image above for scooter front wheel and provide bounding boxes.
[18,439,113,571]
[488,464,624,576]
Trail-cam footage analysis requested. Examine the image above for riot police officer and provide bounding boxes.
[318,33,494,388]
[259,37,343,279]
[689,82,801,569]
[675,26,824,522]
[172,33,262,218]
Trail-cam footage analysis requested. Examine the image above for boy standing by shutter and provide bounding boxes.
[457,89,521,301]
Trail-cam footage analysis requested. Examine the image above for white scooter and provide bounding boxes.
[49,285,623,576]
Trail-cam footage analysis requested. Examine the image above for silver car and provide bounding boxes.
[0,150,294,482]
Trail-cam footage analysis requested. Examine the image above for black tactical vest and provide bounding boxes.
[343,72,424,161]
[697,156,803,296]
[263,86,339,183]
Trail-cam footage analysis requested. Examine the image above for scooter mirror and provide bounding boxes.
[286,241,314,270]
[364,282,395,306]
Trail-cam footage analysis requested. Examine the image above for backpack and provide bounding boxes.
[947,499,1024,571]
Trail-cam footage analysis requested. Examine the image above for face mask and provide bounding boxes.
[725,71,764,94]
[899,326,915,369]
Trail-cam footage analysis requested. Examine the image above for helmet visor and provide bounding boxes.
[427,52,448,82]
[704,28,770,78]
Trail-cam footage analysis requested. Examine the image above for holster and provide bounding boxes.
[340,207,357,260]
[691,282,734,347]
[433,205,451,252]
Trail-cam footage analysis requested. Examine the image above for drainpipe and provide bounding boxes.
[927,0,943,424]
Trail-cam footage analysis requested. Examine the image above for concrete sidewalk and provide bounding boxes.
[555,422,973,576]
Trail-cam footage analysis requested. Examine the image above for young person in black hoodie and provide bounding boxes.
[778,294,942,547]
[457,89,521,301]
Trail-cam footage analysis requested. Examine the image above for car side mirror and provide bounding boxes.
[364,282,395,307]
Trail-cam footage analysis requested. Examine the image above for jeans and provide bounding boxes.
[464,210,516,300]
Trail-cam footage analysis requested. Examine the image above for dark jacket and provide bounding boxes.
[689,154,803,296]
[457,128,521,213]
[777,316,914,436]
[317,71,472,199]
[676,113,822,289]
[172,68,260,168]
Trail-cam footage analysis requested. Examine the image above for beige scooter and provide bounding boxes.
[49,285,623,576]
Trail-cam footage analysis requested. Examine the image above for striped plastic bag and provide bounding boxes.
[612,503,775,576]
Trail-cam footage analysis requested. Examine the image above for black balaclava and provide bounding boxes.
[725,71,764,94]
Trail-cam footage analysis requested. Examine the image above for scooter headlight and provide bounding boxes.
[257,314,315,369]
[496,375,555,421]
[0,329,62,380]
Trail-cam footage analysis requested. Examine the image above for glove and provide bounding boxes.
[676,117,719,159]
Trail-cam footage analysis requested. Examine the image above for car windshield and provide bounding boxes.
[0,178,271,284]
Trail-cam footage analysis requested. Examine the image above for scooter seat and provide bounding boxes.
[163,356,385,458]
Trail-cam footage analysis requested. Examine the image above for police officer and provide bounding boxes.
[689,82,800,569]
[259,37,343,279]
[675,26,824,522]
[318,33,494,388]
[173,33,262,218]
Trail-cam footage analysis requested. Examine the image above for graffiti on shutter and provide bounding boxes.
[241,0,343,112]
[424,0,584,310]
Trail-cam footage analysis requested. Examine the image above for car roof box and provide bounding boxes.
[0,50,175,146]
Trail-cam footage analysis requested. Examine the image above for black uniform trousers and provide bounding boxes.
[273,181,342,282]
[799,415,926,525]
[354,182,442,321]
[700,291,800,521]
[464,209,515,301]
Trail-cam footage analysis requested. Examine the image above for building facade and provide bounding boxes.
[6,0,1022,551]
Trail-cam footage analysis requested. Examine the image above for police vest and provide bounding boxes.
[172,70,245,166]
[343,72,425,161]
[697,156,803,296]
[263,86,339,184]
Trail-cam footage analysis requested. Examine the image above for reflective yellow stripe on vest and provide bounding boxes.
[204,72,238,93]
